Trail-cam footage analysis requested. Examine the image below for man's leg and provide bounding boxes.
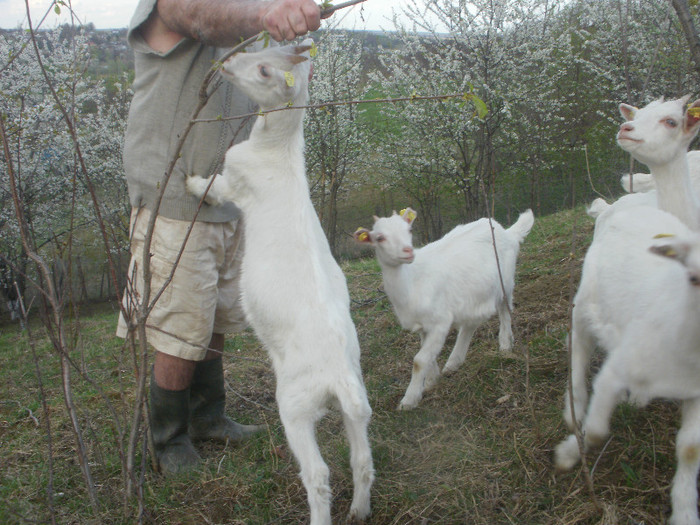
[150,351,201,475]
[189,333,264,442]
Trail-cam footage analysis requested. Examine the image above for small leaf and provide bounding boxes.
[310,42,318,58]
[474,98,488,118]
[54,4,61,14]
[285,71,295,87]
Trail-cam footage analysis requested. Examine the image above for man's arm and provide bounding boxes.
[141,0,322,52]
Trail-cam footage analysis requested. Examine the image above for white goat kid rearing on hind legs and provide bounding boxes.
[186,40,373,525]
[354,208,534,410]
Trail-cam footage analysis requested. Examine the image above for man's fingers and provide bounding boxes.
[262,0,321,41]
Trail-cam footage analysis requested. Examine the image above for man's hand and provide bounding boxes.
[260,0,322,42]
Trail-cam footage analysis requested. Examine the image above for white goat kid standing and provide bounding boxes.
[556,97,700,525]
[186,40,373,525]
[609,96,700,229]
[354,208,534,410]
[555,207,700,525]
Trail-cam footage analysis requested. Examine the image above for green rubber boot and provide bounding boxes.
[189,357,264,443]
[149,375,201,475]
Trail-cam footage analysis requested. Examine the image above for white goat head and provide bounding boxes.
[617,96,700,168]
[650,234,700,287]
[354,208,417,267]
[221,39,313,110]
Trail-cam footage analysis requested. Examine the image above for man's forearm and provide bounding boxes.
[157,0,321,45]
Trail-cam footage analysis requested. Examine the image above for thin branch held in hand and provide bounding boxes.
[320,0,368,18]
[193,93,481,124]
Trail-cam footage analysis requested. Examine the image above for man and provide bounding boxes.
[117,0,322,475]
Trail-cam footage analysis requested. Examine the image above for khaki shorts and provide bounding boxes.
[116,207,247,361]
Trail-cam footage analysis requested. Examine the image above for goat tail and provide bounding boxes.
[587,198,610,218]
[507,209,535,243]
[620,172,655,193]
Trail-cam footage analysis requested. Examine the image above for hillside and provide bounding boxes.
[0,206,685,524]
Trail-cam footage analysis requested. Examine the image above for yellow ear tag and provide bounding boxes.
[355,228,369,242]
[688,106,700,118]
[285,71,295,87]
[310,42,318,58]
[400,208,416,222]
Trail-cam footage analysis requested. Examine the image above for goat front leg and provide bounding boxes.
[554,360,626,472]
[563,317,596,431]
[399,324,450,410]
[185,173,227,206]
[670,397,700,525]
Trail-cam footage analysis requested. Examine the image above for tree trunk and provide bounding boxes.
[669,0,700,77]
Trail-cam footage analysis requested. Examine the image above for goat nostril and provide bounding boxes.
[690,275,700,287]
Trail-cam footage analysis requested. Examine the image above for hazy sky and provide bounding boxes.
[0,0,410,31]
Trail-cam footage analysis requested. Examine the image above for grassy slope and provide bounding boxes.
[0,207,681,524]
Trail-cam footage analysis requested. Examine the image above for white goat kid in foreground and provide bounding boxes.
[186,40,373,525]
[354,208,534,410]
[555,206,700,525]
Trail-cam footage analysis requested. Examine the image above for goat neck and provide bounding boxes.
[648,154,700,230]
[250,95,307,152]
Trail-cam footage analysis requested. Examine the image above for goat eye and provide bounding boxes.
[259,65,270,78]
[376,235,385,243]
[665,118,677,128]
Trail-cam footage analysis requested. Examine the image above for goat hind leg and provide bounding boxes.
[278,400,331,525]
[497,298,514,351]
[339,383,374,523]
[443,323,477,374]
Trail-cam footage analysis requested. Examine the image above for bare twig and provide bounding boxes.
[193,93,475,124]
[564,178,601,512]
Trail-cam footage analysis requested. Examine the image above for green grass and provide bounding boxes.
[0,207,682,524]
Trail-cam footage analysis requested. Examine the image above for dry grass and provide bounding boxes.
[0,207,683,524]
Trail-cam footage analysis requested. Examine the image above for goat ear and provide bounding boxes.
[353,228,372,244]
[288,55,309,65]
[400,207,417,225]
[293,44,313,55]
[619,103,637,121]
[685,99,700,133]
[650,241,689,264]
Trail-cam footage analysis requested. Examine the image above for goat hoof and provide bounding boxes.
[347,508,370,524]
[398,398,419,411]
[553,435,581,473]
[442,364,458,375]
